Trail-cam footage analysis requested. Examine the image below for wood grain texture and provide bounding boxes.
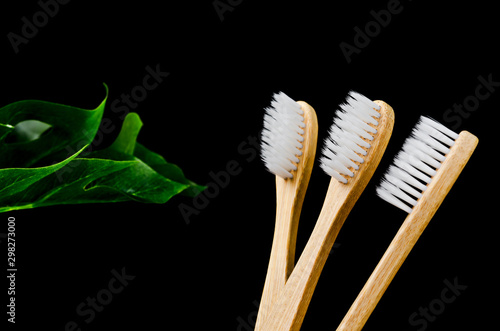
[336,131,478,331]
[255,101,318,331]
[260,100,394,331]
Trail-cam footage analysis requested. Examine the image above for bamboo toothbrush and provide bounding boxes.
[256,92,318,331]
[260,91,394,331]
[337,116,478,331]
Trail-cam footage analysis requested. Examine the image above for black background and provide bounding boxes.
[1,0,498,330]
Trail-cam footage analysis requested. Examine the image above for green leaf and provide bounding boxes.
[107,111,142,155]
[0,86,205,213]
[89,111,206,197]
[0,145,87,212]
[0,85,108,168]
[133,143,206,197]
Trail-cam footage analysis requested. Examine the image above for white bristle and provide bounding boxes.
[320,91,381,184]
[376,116,459,213]
[261,92,306,178]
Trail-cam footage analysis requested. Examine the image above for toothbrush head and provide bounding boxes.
[376,116,461,213]
[320,91,384,184]
[261,92,309,179]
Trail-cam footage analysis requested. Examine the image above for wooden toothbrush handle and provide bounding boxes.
[256,176,307,330]
[337,131,478,331]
